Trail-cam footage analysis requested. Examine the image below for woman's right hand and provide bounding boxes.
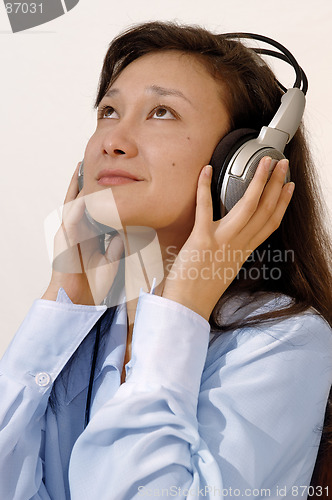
[42,162,124,305]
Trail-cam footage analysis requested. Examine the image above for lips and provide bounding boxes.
[97,169,143,186]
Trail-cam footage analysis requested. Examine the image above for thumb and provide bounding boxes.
[105,235,125,262]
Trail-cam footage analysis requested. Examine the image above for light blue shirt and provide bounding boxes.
[0,288,331,499]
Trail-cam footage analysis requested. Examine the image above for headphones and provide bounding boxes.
[210,32,307,220]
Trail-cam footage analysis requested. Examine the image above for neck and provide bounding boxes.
[121,224,190,324]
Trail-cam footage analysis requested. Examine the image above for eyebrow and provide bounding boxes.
[104,85,193,105]
[147,85,193,105]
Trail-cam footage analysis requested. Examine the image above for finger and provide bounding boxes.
[221,156,274,232]
[247,181,295,248]
[85,240,124,304]
[79,234,124,272]
[62,190,86,229]
[195,165,214,227]
[255,159,289,214]
[236,159,290,240]
[64,162,81,205]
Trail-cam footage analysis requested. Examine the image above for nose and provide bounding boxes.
[102,123,139,159]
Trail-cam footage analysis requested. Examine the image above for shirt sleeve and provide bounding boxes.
[68,292,332,499]
[0,289,106,500]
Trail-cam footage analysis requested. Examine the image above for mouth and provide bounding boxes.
[97,169,143,186]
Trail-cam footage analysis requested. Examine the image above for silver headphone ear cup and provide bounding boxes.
[210,128,258,220]
[78,160,84,191]
[221,147,287,216]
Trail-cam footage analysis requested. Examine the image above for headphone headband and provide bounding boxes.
[223,32,308,94]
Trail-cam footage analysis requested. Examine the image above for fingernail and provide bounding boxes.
[287,182,295,194]
[204,165,213,177]
[262,157,272,171]
[279,159,289,172]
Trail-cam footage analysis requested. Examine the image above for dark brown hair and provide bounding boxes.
[94,21,332,493]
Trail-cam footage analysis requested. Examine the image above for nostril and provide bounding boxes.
[114,149,125,155]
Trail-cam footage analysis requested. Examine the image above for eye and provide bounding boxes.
[97,105,119,119]
[150,106,177,120]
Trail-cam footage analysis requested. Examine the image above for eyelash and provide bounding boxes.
[148,105,178,120]
[97,104,178,120]
[97,105,115,120]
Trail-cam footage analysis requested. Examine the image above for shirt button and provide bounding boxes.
[35,372,51,387]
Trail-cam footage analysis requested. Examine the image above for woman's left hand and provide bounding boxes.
[162,156,295,321]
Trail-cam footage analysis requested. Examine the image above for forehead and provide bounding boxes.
[106,51,224,104]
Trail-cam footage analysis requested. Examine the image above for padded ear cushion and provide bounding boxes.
[210,128,258,220]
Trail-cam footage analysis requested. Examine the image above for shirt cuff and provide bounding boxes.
[126,290,210,399]
[0,290,106,393]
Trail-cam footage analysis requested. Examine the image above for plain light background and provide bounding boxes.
[0,0,331,356]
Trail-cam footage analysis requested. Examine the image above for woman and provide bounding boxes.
[0,21,331,499]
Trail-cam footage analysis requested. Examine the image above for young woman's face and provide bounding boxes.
[83,51,230,238]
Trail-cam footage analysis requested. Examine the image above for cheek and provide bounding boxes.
[80,133,103,193]
[151,135,206,174]
[164,136,218,210]
[84,132,99,158]
[83,128,108,167]
[152,157,201,215]
[176,132,217,169]
[148,137,209,201]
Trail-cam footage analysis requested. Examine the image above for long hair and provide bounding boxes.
[93,21,332,492]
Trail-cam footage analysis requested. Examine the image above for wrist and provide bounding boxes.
[162,286,211,321]
[42,276,94,306]
[41,287,58,302]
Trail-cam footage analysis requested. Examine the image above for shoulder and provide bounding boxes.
[205,293,332,374]
[200,295,332,437]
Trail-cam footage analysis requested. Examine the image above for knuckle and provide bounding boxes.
[269,213,282,231]
[199,197,211,209]
[261,199,276,214]
[242,196,258,214]
[192,234,212,251]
